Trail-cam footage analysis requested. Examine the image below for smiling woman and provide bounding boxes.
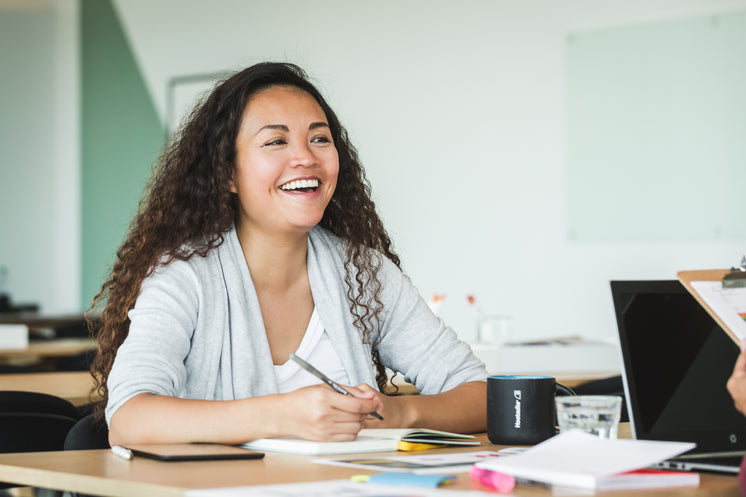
[88,62,488,448]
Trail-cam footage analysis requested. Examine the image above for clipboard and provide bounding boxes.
[678,269,746,345]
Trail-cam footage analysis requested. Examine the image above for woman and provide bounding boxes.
[727,340,746,495]
[90,62,488,447]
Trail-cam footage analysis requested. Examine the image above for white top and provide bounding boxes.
[273,308,350,394]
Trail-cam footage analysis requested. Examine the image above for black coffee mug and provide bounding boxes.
[487,375,574,445]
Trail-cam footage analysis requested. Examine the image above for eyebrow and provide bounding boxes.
[254,122,329,136]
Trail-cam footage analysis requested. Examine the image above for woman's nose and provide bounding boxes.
[290,141,317,167]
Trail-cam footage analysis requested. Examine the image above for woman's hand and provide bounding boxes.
[727,340,746,416]
[279,384,383,441]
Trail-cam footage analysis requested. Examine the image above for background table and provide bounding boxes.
[0,371,97,406]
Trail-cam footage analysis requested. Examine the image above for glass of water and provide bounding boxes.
[555,395,623,439]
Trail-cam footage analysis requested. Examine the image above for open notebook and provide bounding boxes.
[240,428,478,455]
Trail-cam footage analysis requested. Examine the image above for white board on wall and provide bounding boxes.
[166,72,228,135]
[567,10,746,242]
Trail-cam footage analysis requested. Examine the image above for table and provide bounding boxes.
[0,434,739,497]
[390,371,620,396]
[0,371,97,406]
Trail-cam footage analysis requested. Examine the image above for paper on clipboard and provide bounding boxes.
[678,270,746,344]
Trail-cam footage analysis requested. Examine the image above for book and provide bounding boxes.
[474,431,696,490]
[240,428,478,456]
[594,468,699,491]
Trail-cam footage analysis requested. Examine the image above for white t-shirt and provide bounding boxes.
[274,308,351,394]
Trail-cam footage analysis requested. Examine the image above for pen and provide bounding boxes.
[288,352,384,420]
[111,445,133,460]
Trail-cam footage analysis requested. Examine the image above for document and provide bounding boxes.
[690,280,746,342]
[314,450,501,474]
[474,431,695,490]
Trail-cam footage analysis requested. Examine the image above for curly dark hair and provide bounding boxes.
[88,62,400,419]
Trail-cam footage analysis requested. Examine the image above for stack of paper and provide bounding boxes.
[475,431,698,490]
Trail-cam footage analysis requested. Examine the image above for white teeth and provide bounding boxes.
[280,179,319,191]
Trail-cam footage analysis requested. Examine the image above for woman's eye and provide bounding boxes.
[263,138,286,147]
[311,136,331,144]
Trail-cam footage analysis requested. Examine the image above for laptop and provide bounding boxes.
[611,279,746,474]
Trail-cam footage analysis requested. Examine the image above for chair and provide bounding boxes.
[64,412,110,450]
[0,391,79,491]
[573,375,629,422]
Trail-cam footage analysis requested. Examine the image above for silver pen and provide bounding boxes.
[288,352,384,420]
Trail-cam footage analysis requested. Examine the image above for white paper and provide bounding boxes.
[690,280,746,341]
[186,479,496,497]
[314,450,502,474]
[475,431,695,489]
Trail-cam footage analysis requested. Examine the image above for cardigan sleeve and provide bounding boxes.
[104,259,200,426]
[374,255,488,395]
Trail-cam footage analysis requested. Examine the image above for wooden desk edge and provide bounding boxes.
[0,432,740,497]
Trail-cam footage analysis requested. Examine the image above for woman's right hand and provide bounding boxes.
[277,384,382,441]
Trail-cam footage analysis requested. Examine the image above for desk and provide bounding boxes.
[0,371,97,406]
[0,338,98,359]
[0,337,98,369]
[0,434,739,497]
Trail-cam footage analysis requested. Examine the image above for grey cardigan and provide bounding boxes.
[105,225,487,425]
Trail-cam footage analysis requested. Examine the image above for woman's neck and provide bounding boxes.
[235,224,310,292]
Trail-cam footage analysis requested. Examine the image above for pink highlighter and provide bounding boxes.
[469,465,516,493]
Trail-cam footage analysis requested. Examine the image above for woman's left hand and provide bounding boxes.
[353,383,411,428]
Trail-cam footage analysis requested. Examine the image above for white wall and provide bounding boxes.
[3,1,745,349]
[111,0,746,345]
[0,0,79,314]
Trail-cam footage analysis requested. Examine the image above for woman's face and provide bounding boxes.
[231,85,339,237]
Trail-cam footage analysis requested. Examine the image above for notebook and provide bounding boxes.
[611,280,746,474]
[240,428,478,455]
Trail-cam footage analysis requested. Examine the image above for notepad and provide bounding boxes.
[240,428,478,455]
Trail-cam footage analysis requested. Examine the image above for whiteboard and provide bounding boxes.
[166,72,228,135]
[567,11,746,242]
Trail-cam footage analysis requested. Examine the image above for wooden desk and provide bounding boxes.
[0,338,98,359]
[0,434,739,497]
[0,337,98,369]
[0,371,97,406]
[390,371,620,396]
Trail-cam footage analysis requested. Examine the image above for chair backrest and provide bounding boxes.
[65,412,110,450]
[0,412,77,453]
[0,391,80,453]
[0,390,79,419]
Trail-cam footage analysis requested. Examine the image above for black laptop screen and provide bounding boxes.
[612,280,746,453]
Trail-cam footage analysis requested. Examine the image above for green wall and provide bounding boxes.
[81,0,164,308]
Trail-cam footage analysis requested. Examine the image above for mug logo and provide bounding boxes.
[513,390,522,428]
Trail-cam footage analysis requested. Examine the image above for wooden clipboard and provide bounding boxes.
[678,269,740,344]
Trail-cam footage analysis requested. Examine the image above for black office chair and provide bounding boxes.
[573,375,629,422]
[64,412,110,451]
[0,391,79,492]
